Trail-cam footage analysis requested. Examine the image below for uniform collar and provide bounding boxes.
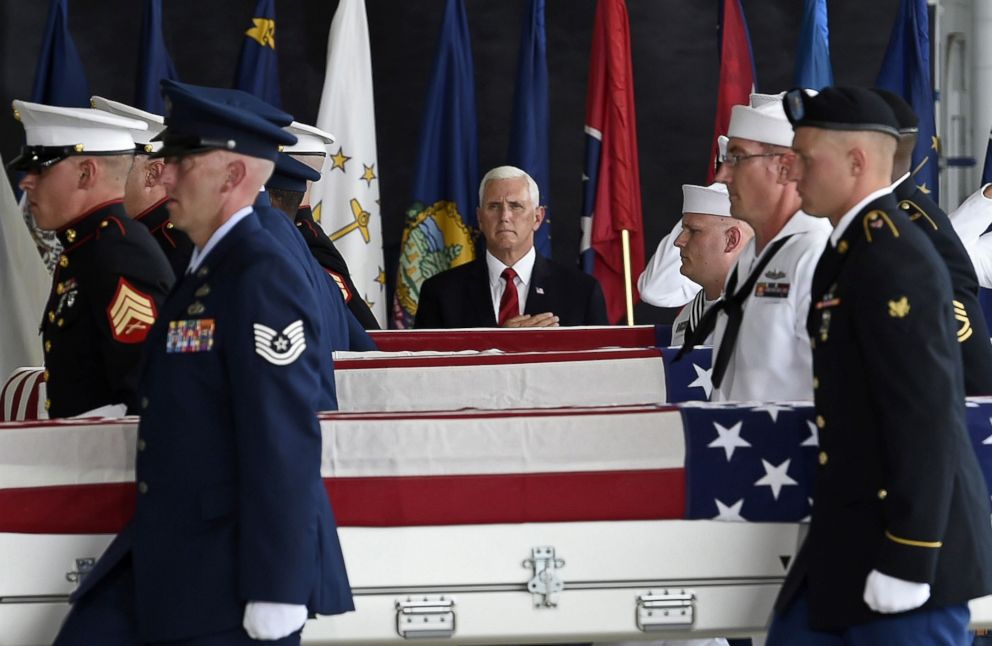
[829,185,894,247]
[133,196,170,224]
[56,199,125,248]
[187,206,254,274]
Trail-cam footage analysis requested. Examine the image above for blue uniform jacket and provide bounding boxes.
[71,212,353,642]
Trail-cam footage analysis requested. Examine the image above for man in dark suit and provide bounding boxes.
[415,166,608,328]
[53,82,352,646]
[873,88,992,396]
[765,86,992,645]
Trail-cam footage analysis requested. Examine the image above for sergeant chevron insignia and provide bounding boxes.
[107,278,157,343]
[253,320,306,366]
[325,269,352,303]
[887,296,910,319]
[953,300,973,342]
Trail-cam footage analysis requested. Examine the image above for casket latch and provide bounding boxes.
[636,589,696,631]
[395,595,456,639]
[523,545,565,607]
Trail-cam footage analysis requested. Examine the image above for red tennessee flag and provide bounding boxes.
[580,0,644,325]
[707,0,756,182]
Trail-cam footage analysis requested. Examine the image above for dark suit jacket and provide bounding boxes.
[414,254,608,328]
[774,194,992,630]
[894,177,992,394]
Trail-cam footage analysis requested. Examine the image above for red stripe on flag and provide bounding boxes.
[0,470,684,534]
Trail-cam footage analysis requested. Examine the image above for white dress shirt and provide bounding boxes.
[710,211,831,403]
[486,247,536,320]
[637,219,702,307]
[949,184,992,287]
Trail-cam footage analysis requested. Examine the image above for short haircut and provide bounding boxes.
[268,188,305,217]
[478,165,539,208]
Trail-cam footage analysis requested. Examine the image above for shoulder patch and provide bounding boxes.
[898,199,937,230]
[107,277,157,343]
[863,210,899,243]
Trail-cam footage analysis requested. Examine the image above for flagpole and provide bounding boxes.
[621,229,634,325]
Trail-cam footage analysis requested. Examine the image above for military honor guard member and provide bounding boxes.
[704,91,832,401]
[52,83,353,646]
[268,120,380,330]
[91,96,194,278]
[872,89,992,395]
[668,182,752,347]
[9,100,174,418]
[765,86,992,645]
[415,165,608,328]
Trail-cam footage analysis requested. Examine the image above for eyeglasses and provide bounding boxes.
[718,152,784,168]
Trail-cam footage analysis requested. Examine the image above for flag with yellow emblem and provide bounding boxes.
[309,0,385,326]
[233,0,281,108]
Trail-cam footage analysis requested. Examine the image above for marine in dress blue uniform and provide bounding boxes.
[53,83,353,646]
[8,100,173,418]
[766,87,992,645]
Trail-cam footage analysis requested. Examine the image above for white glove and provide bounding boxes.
[243,601,307,641]
[863,569,930,614]
[72,403,127,418]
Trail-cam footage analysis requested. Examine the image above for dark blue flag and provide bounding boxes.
[794,0,833,90]
[660,346,712,403]
[233,0,282,109]
[507,0,551,258]
[30,0,90,106]
[876,0,939,201]
[135,0,178,114]
[392,0,479,328]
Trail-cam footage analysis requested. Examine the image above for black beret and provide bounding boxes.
[871,88,919,133]
[783,86,901,138]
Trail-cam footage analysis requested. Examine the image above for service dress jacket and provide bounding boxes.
[133,197,193,280]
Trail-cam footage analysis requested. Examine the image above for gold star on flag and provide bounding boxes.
[364,295,375,310]
[245,18,276,49]
[330,148,351,172]
[375,267,386,287]
[361,163,377,187]
[917,183,931,195]
[931,135,940,153]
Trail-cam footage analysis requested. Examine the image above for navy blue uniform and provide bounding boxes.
[773,195,992,631]
[59,212,353,643]
[41,200,173,417]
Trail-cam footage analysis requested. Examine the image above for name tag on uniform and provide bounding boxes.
[167,319,216,353]
[754,282,790,298]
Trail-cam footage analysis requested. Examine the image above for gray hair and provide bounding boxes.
[478,165,540,208]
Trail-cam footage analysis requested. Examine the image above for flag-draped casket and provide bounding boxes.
[4,397,992,644]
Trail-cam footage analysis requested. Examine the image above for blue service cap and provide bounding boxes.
[152,80,296,161]
[267,153,320,192]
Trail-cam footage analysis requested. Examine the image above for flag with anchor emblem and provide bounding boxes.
[309,0,385,326]
[253,320,306,366]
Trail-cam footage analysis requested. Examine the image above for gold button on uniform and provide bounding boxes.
[877,489,888,500]
[58,254,69,268]
[816,415,825,429]
[57,318,64,327]
[42,370,49,382]
[65,228,76,243]
[99,220,109,229]
[818,451,828,465]
[838,240,849,254]
[56,282,65,295]
[48,311,55,322]
[166,222,174,230]
[44,398,51,411]
[138,482,148,494]
[44,340,52,353]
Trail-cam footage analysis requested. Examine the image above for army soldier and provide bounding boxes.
[768,86,992,644]
[9,100,173,418]
[871,89,992,395]
[53,82,353,646]
[91,96,194,278]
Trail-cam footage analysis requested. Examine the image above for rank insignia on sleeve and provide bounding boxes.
[166,319,216,353]
[953,300,973,342]
[325,269,352,303]
[107,278,157,343]
[253,320,306,366]
[888,296,910,319]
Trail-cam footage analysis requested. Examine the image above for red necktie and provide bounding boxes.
[497,267,519,325]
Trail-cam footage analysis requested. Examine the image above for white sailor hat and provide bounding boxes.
[682,182,731,217]
[717,134,729,160]
[282,121,335,155]
[8,100,146,171]
[90,96,165,153]
[727,99,794,147]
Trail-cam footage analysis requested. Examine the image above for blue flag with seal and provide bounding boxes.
[233,0,282,109]
[135,0,178,114]
[507,0,551,258]
[392,0,479,329]
[30,0,90,106]
[876,0,939,201]
[794,0,833,90]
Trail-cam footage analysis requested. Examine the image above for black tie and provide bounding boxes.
[675,235,795,390]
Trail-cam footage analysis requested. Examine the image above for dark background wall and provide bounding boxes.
[0,0,901,323]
